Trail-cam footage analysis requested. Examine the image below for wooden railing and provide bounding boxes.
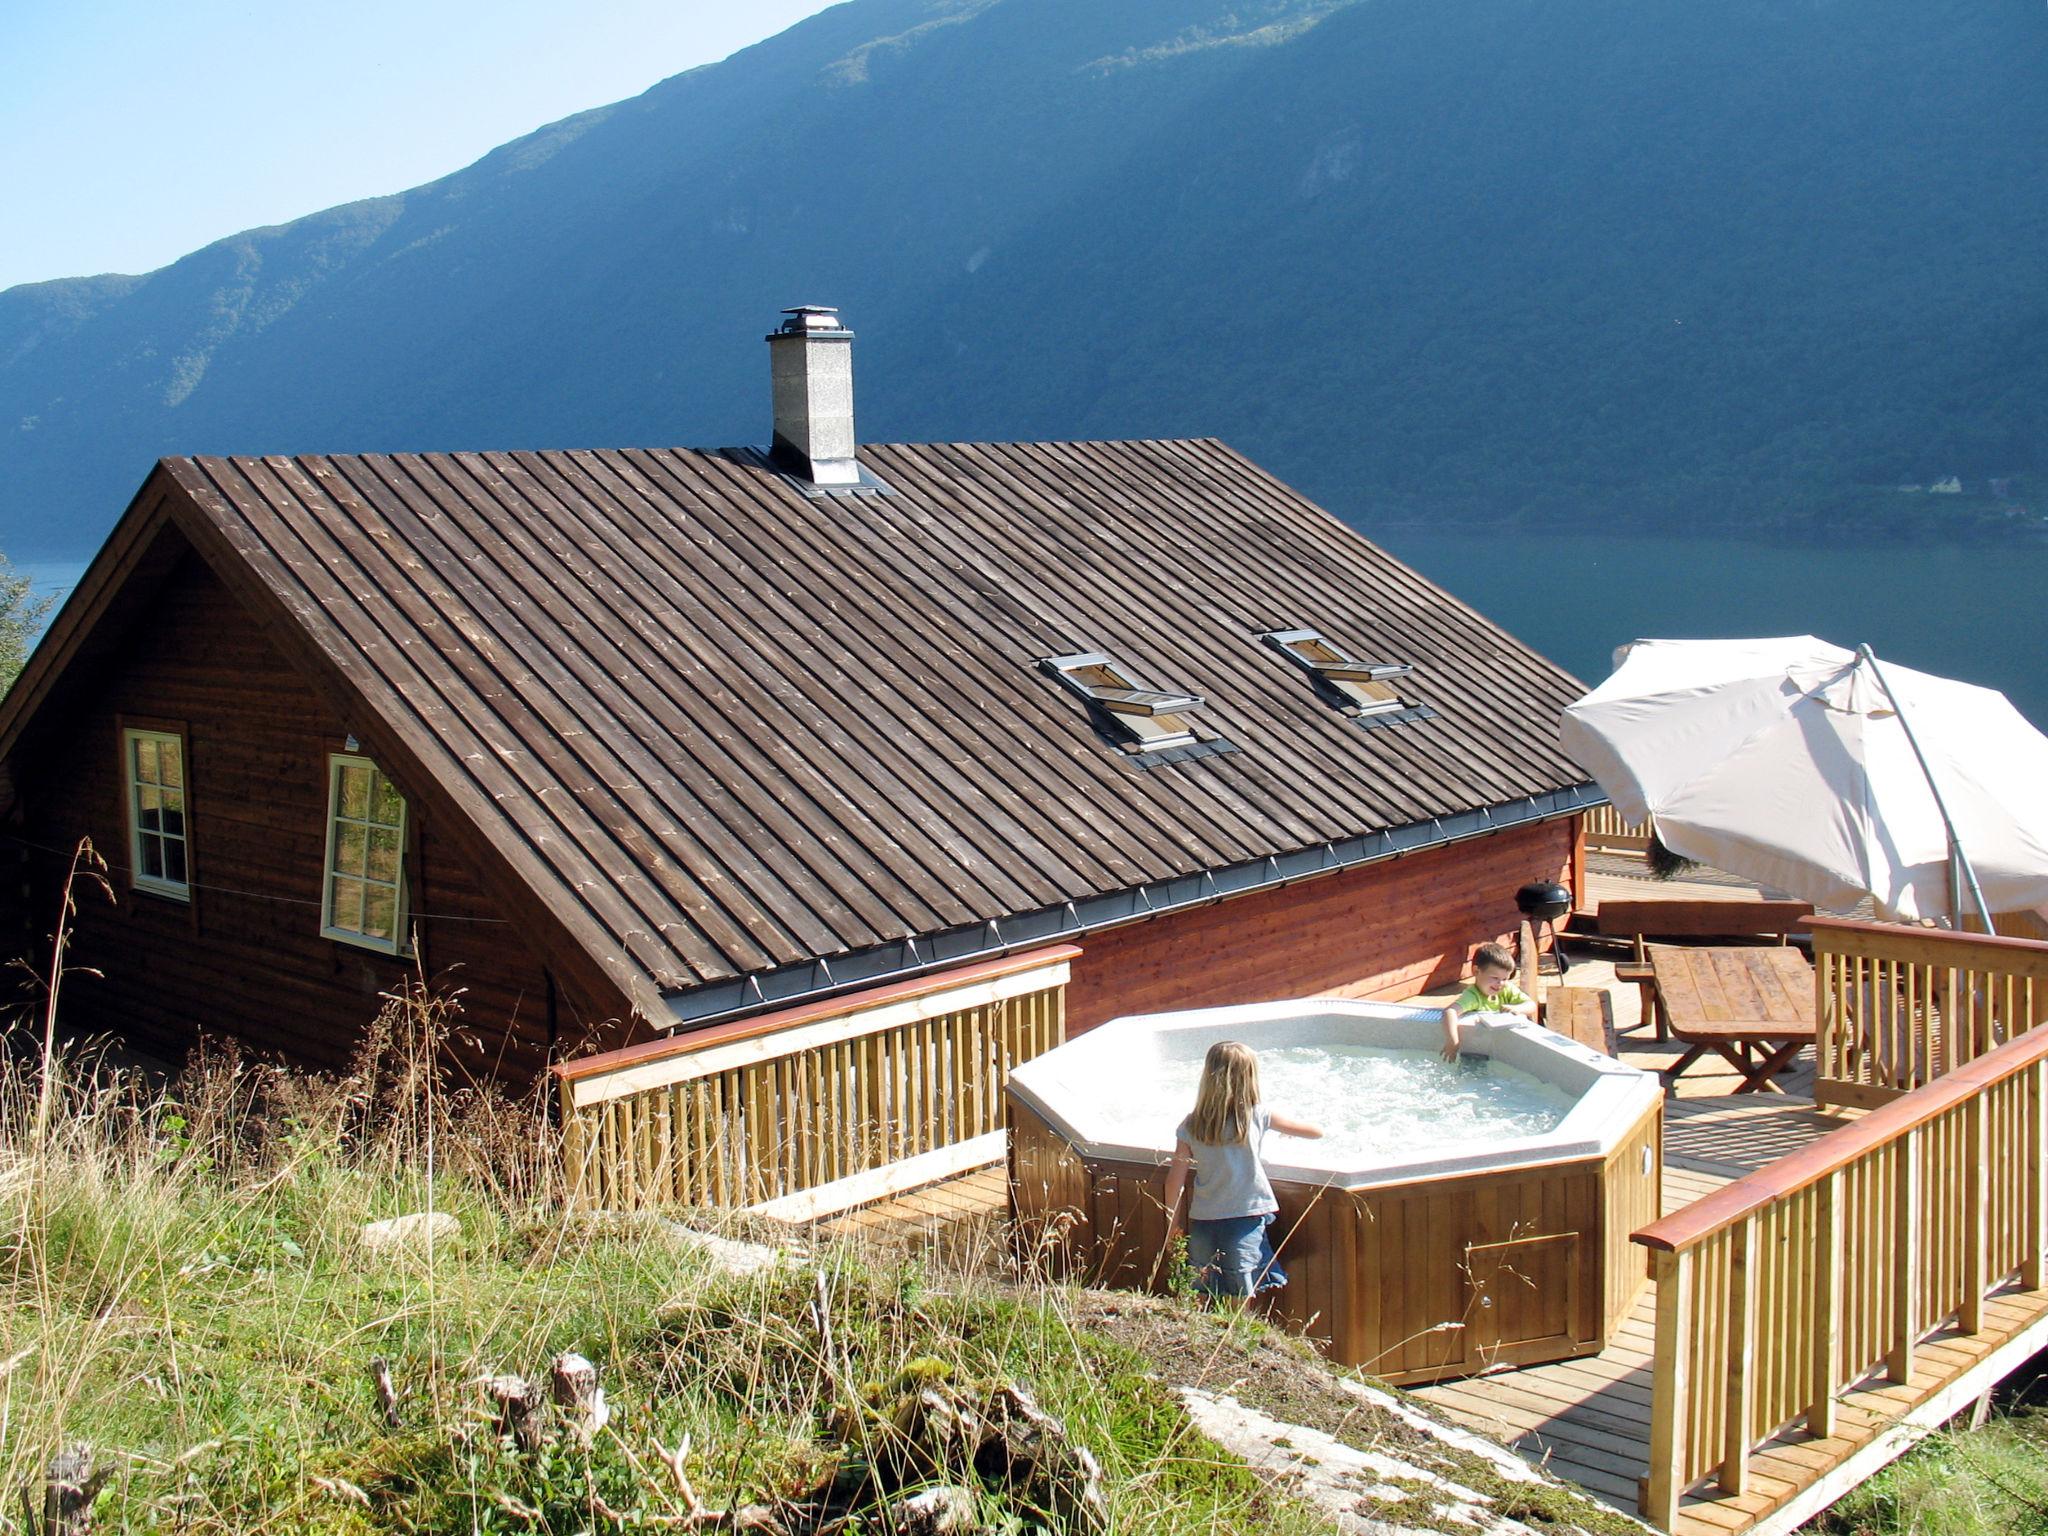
[1814,917,2048,1111]
[554,946,1075,1214]
[1583,803,1654,853]
[1633,1020,2048,1530]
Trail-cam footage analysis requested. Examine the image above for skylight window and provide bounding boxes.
[1040,653,1205,751]
[1261,629,1418,719]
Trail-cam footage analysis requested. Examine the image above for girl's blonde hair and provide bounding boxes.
[1188,1040,1261,1145]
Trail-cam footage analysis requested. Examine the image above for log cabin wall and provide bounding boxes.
[2,551,625,1083]
[1063,816,1577,1032]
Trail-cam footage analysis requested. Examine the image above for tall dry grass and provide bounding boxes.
[0,971,611,1528]
[0,970,1345,1533]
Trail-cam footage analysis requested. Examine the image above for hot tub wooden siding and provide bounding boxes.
[1010,1093,1661,1385]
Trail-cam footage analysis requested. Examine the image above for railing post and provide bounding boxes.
[1720,1215,1756,1494]
[1826,946,1843,1089]
[1962,1096,1989,1333]
[1643,1245,1692,1532]
[2028,1061,2048,1292]
[1810,1173,1843,1438]
[1889,1128,1919,1382]
[560,1075,589,1211]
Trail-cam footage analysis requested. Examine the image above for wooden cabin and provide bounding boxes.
[0,308,1597,1090]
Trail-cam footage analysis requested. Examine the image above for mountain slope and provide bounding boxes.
[4,0,2045,558]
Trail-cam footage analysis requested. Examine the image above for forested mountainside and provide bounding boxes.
[4,0,2044,559]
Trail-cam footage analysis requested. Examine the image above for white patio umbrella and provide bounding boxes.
[1558,636,2048,930]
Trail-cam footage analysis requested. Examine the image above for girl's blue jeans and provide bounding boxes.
[1186,1212,1288,1298]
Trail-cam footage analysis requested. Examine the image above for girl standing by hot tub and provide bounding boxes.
[1163,1040,1324,1300]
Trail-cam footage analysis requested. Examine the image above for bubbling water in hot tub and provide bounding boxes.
[1114,1041,1577,1163]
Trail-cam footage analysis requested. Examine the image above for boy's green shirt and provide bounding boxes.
[1452,979,1533,1017]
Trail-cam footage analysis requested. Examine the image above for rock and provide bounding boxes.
[1336,1378,1547,1487]
[661,1223,793,1277]
[882,1484,982,1533]
[360,1212,460,1253]
[1177,1387,1563,1536]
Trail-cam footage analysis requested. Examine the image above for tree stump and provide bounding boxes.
[483,1375,547,1452]
[40,1444,109,1534]
[369,1357,401,1428]
[977,1386,1107,1536]
[549,1352,609,1443]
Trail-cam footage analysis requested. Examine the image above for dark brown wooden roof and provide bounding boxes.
[136,439,1590,1013]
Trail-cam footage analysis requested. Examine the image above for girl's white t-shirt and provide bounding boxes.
[1175,1106,1277,1222]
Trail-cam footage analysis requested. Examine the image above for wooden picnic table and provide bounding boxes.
[1649,944,1817,1092]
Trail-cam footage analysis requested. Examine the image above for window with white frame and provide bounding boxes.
[322,755,410,952]
[1260,628,1416,717]
[1039,652,1206,751]
[123,728,190,899]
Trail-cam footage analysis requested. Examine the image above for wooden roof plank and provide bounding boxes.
[1159,439,1587,794]
[502,444,990,933]
[1124,438,1540,811]
[347,451,817,969]
[89,436,1599,1006]
[665,447,1180,891]
[956,437,1432,833]
[410,447,909,957]
[897,439,1318,858]
[851,441,1272,873]
[570,447,1078,914]
[153,459,660,1020]
[209,453,695,987]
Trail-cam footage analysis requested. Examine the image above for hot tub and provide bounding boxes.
[1006,998,1661,1384]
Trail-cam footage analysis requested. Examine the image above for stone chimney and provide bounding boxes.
[766,305,859,487]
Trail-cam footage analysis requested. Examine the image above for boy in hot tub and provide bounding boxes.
[1439,941,1538,1061]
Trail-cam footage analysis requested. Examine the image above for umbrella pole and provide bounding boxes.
[1857,645,1998,935]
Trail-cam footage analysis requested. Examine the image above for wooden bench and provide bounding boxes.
[1596,898,1813,1040]
[1541,986,1616,1057]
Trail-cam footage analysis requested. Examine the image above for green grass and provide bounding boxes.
[1806,1409,2048,1536]
[0,987,1356,1533]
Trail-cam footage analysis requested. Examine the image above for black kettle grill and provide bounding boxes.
[1515,880,1574,976]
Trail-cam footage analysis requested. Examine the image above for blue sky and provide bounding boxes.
[2,0,838,293]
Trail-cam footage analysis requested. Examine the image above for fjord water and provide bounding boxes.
[1375,530,2048,732]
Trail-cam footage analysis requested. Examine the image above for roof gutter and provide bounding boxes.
[662,782,1607,1032]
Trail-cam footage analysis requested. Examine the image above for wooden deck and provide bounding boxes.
[823,1065,2048,1535]
[815,1161,1010,1264]
[1412,1096,1831,1528]
[812,886,2048,1536]
[1416,1090,2048,1536]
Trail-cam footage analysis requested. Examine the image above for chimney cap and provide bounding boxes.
[769,305,854,341]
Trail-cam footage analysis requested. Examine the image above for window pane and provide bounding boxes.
[158,741,183,790]
[372,774,405,829]
[335,822,367,878]
[363,885,397,942]
[330,876,364,933]
[367,826,401,884]
[161,794,184,839]
[138,785,161,832]
[140,835,163,882]
[164,840,187,885]
[134,737,158,785]
[338,765,369,819]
